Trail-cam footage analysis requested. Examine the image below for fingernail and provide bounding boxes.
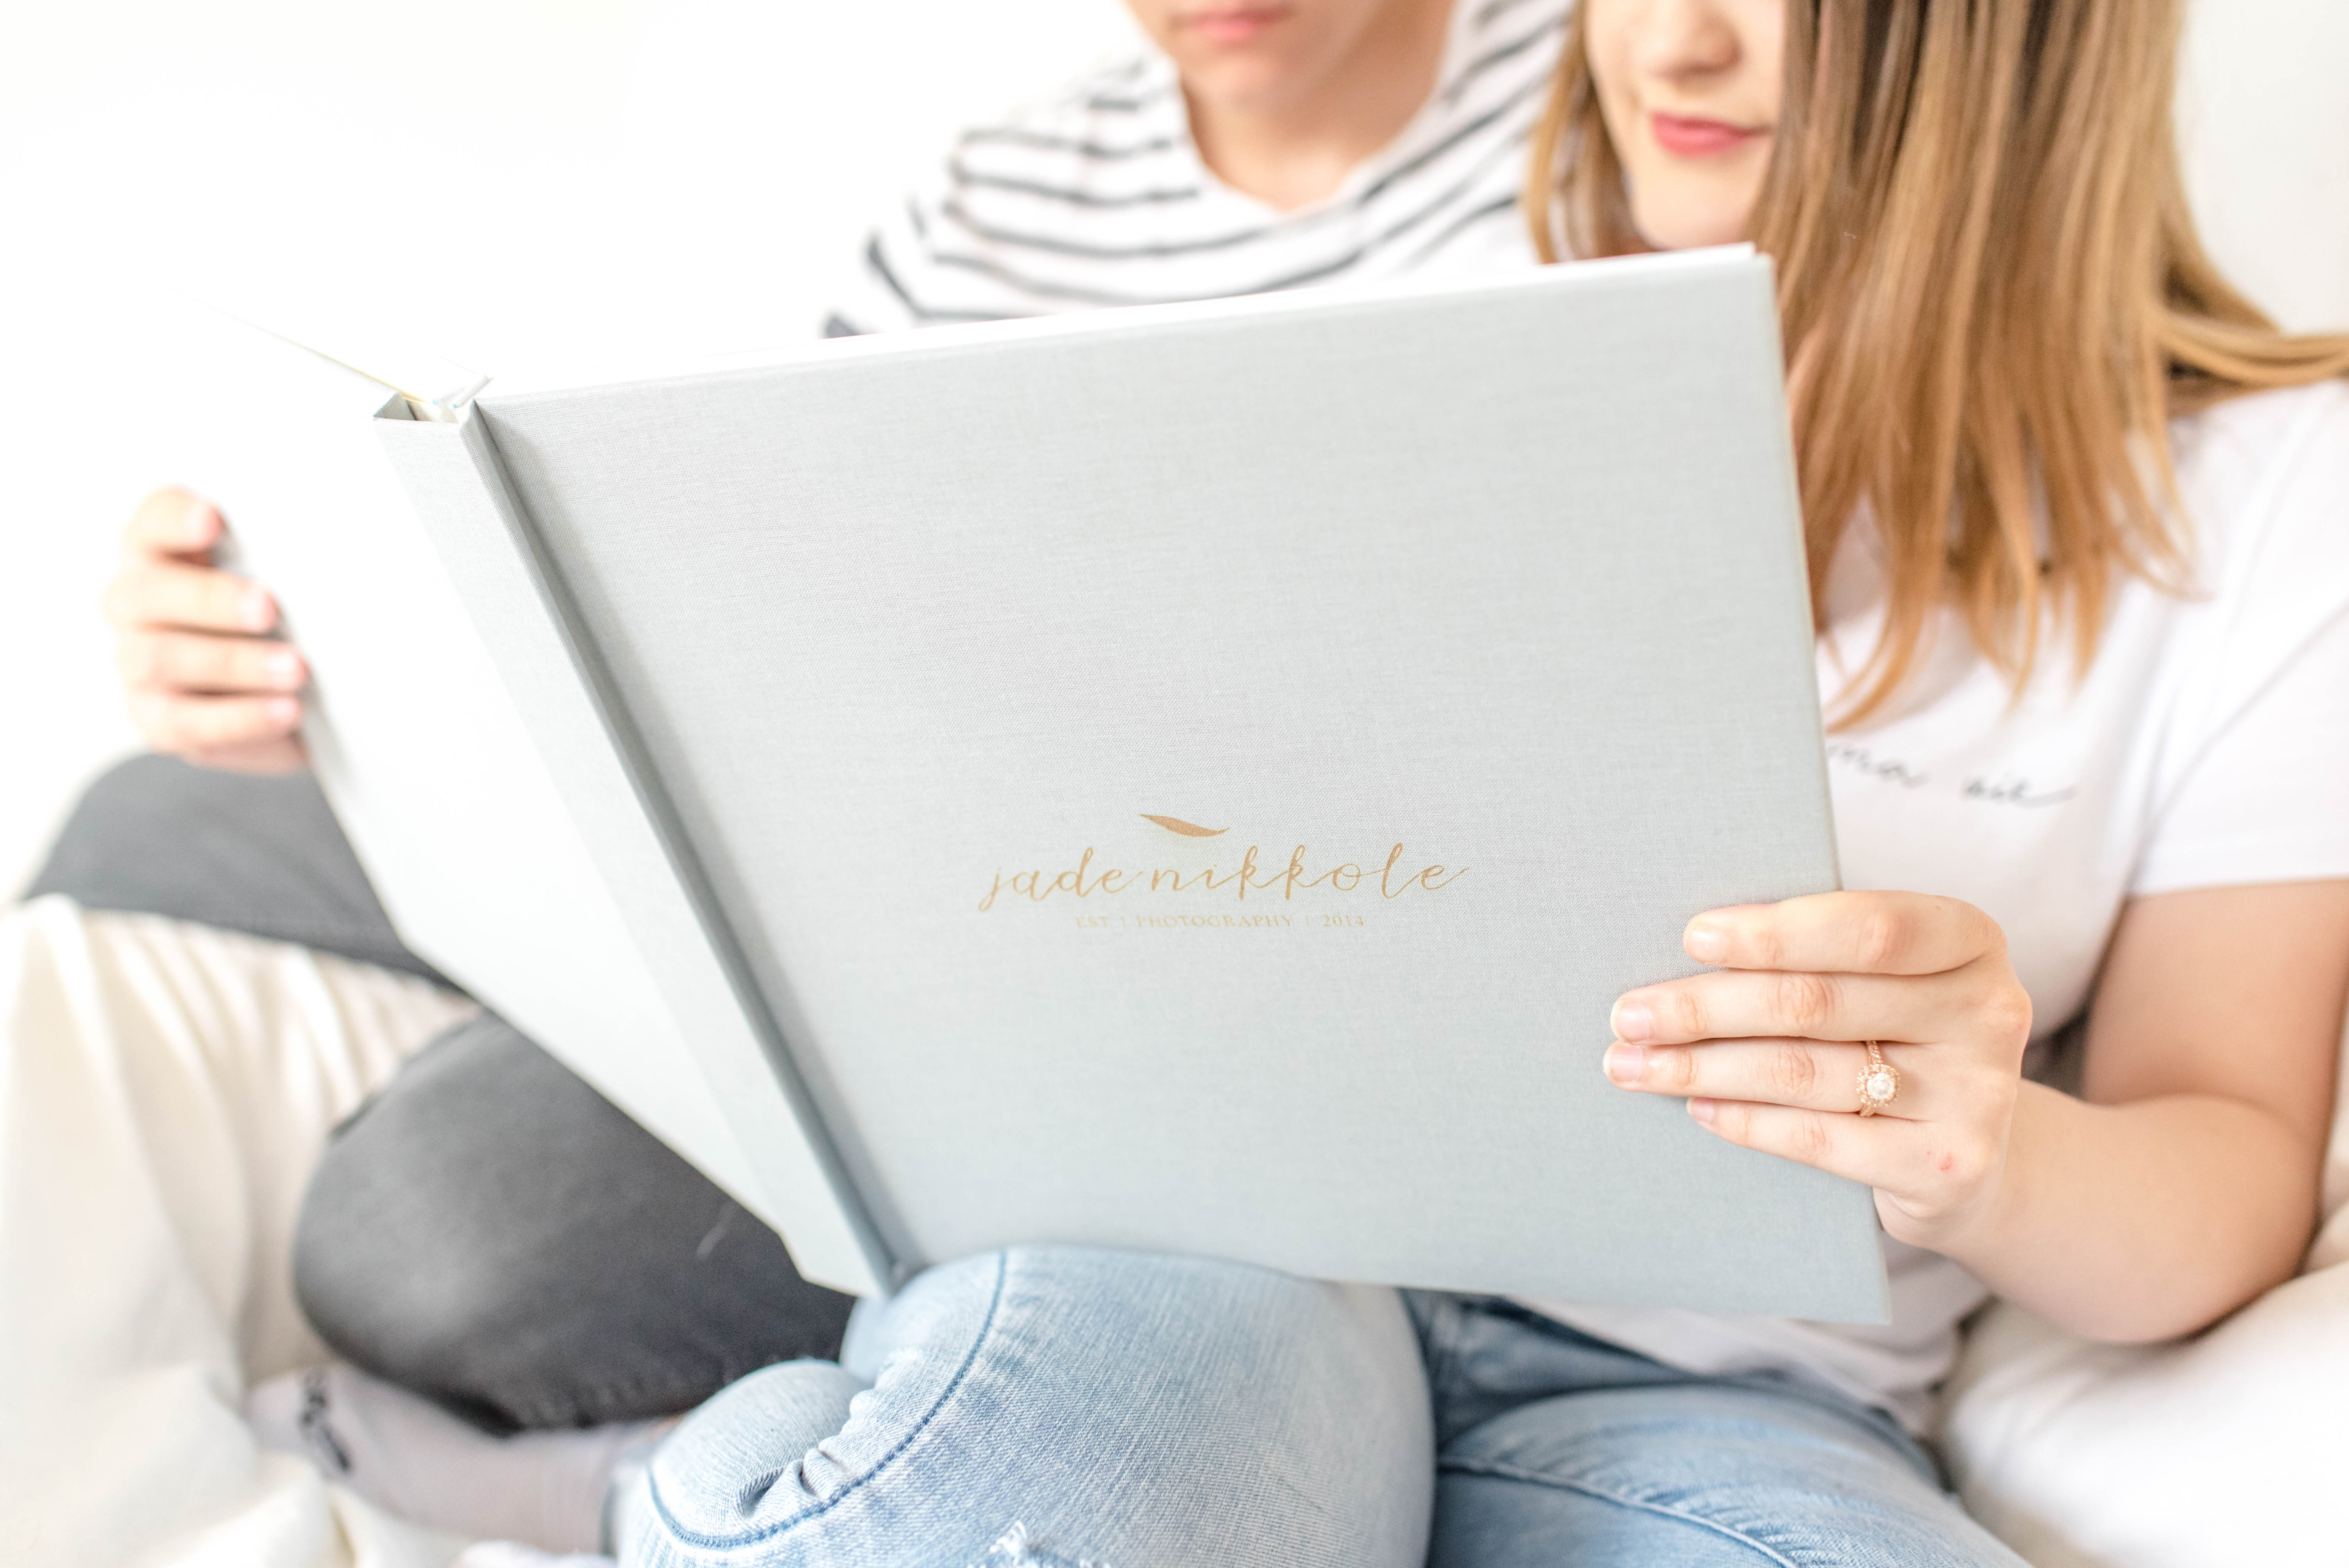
[265,648,304,687]
[181,499,216,544]
[1612,1001,1654,1042]
[240,588,276,631]
[266,697,301,726]
[1686,1097,1717,1126]
[1603,1042,1646,1086]
[1686,924,1727,964]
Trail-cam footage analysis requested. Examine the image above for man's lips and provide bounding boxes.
[1650,111,1767,157]
[1175,4,1293,45]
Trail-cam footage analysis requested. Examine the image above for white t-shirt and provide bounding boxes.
[1529,379,2349,1432]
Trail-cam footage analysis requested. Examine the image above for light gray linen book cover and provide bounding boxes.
[380,249,1888,1319]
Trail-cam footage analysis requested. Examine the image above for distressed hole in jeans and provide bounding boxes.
[973,1519,1112,1568]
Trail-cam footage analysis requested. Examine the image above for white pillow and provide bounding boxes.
[1939,1009,2349,1568]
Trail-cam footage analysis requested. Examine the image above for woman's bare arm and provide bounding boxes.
[1974,880,2349,1339]
[1604,879,2349,1345]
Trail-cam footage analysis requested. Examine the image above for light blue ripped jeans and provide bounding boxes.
[613,1247,2025,1568]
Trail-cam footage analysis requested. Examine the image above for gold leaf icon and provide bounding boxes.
[1140,814,1228,838]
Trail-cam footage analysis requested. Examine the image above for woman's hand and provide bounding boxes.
[102,488,309,772]
[1604,891,2034,1252]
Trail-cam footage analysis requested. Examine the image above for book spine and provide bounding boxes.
[374,407,892,1298]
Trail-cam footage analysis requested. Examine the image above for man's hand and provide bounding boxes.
[103,487,308,772]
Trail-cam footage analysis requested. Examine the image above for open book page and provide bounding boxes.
[139,297,849,1277]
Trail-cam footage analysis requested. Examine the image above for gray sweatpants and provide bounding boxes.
[24,756,852,1430]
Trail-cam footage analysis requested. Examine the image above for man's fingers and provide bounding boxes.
[123,487,222,559]
[1682,891,2004,976]
[128,690,302,754]
[104,559,278,635]
[109,491,307,766]
[116,628,306,695]
[184,735,312,776]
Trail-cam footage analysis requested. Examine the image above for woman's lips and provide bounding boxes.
[1649,111,1766,158]
[1176,4,1293,45]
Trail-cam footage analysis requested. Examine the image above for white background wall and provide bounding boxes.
[2,0,2343,898]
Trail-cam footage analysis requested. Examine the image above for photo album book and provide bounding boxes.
[148,247,1887,1319]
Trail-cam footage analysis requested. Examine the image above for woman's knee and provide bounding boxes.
[620,1247,1433,1568]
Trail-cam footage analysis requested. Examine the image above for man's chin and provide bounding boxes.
[1175,56,1322,118]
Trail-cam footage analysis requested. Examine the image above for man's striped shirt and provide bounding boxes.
[825,0,1570,335]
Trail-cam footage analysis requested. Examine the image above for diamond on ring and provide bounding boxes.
[1856,1041,1899,1116]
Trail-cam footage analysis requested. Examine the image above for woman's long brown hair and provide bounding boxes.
[1525,0,2349,723]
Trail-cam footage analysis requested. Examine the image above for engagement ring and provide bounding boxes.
[1856,1041,1900,1117]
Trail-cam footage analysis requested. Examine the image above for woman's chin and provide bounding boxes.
[1629,212,1748,253]
[1624,185,1757,253]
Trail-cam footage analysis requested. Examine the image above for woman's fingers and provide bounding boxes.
[1604,1036,1936,1119]
[116,628,307,695]
[1608,891,2030,1233]
[103,558,278,636]
[1611,962,2026,1049]
[1682,891,2004,976]
[1684,1098,1930,1189]
[1686,1097,1994,1211]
